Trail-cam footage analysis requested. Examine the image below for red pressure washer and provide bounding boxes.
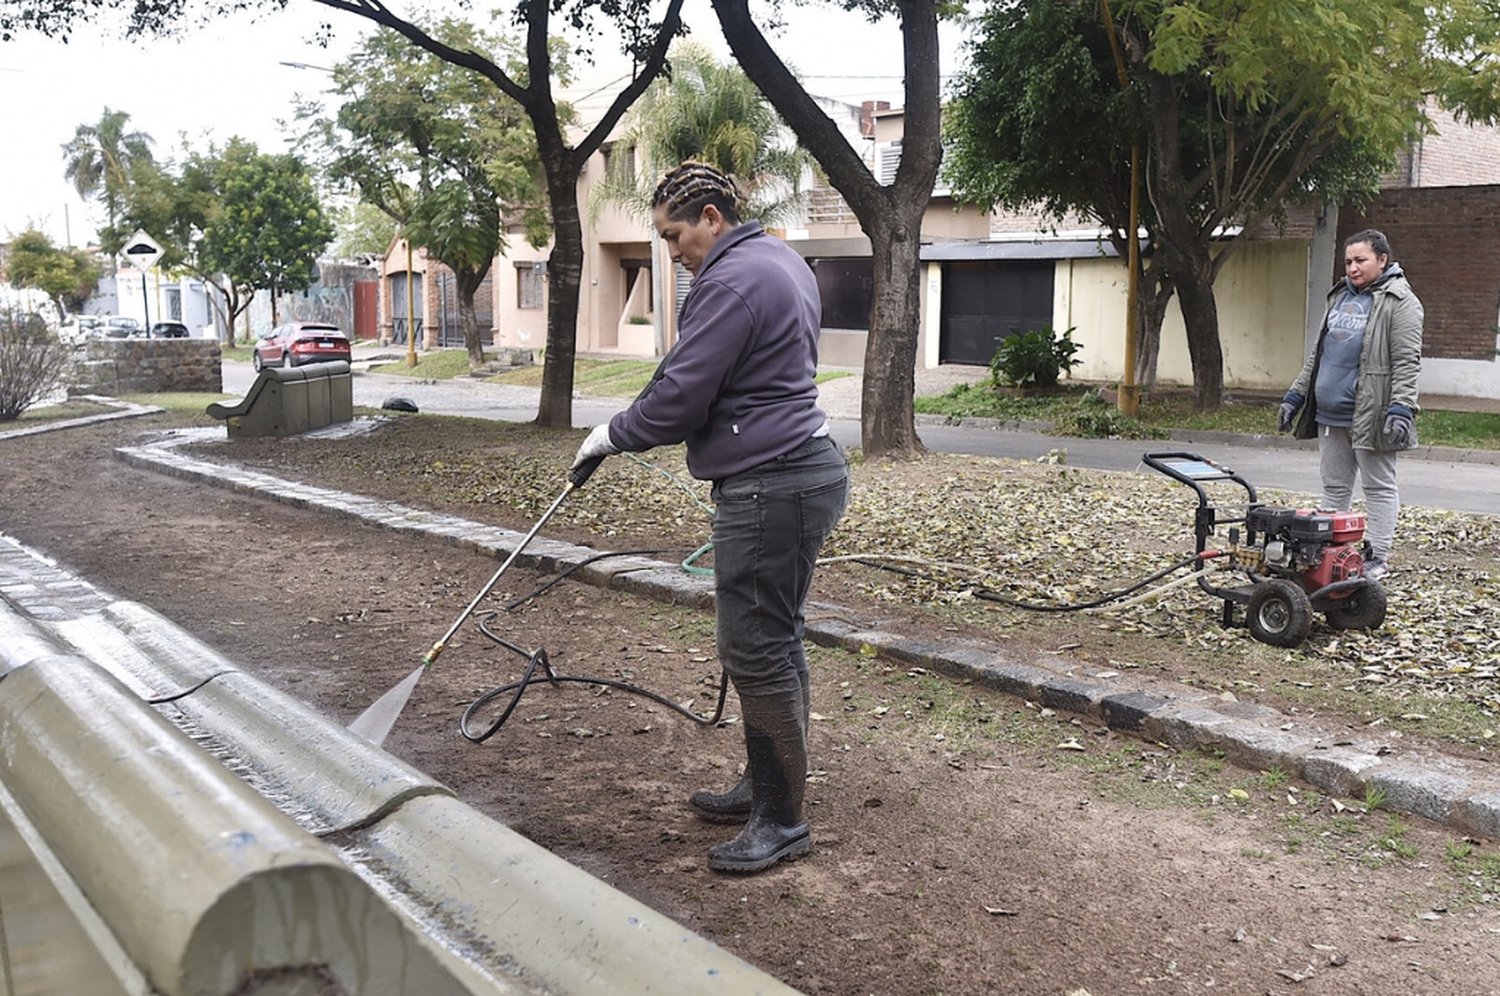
[1143,451,1386,647]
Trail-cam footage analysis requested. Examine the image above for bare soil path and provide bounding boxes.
[2,411,1498,996]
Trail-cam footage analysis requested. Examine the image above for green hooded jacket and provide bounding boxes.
[1287,267,1423,451]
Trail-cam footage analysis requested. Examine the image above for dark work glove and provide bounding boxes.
[1383,409,1414,448]
[1277,402,1297,434]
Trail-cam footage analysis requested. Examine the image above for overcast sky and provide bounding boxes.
[0,3,965,249]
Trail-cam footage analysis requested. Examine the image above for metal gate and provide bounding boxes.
[938,260,1055,365]
[432,270,496,349]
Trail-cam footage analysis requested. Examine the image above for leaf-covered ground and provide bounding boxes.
[205,414,1500,752]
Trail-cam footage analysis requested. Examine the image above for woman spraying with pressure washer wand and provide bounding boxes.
[572,161,849,874]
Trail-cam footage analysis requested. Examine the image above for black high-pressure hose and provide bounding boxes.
[851,551,1209,612]
[457,548,731,744]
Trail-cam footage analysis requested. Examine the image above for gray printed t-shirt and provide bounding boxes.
[1314,287,1372,427]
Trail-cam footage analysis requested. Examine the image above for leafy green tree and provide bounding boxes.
[711,0,945,458]
[111,143,251,343]
[302,18,547,365]
[4,229,102,316]
[60,107,154,252]
[198,139,334,337]
[945,0,1177,389]
[329,201,400,260]
[950,0,1438,410]
[590,40,811,228]
[9,0,687,428]
[1129,0,1429,408]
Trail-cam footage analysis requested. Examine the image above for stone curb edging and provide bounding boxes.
[111,431,1500,843]
[799,618,1500,838]
[0,396,164,441]
[0,537,798,995]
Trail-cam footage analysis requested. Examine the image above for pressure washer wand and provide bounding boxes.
[347,455,606,745]
[422,454,606,667]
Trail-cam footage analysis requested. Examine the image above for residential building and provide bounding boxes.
[387,92,1500,402]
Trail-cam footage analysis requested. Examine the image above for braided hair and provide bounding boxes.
[652,161,744,225]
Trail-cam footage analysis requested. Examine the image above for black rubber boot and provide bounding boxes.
[707,693,809,874]
[688,773,752,824]
[688,676,809,825]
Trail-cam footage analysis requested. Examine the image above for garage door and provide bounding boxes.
[939,260,1054,365]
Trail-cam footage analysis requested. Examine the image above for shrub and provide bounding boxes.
[0,306,69,421]
[990,326,1082,390]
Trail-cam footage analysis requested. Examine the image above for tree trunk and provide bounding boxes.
[711,0,942,459]
[536,152,584,428]
[1169,246,1225,410]
[455,267,487,366]
[1135,263,1174,391]
[1144,70,1224,410]
[860,211,924,455]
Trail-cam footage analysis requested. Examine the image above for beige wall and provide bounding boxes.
[491,150,663,357]
[1058,240,1310,391]
[491,229,547,353]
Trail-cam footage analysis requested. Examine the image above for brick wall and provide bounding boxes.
[1337,186,1500,362]
[1383,101,1500,189]
[72,340,224,395]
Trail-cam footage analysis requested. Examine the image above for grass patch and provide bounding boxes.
[369,349,478,380]
[914,383,1168,439]
[120,392,236,415]
[488,358,657,397]
[915,378,1499,448]
[1419,409,1500,450]
[14,400,114,423]
[490,359,852,400]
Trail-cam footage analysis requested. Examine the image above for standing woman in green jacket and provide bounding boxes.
[1278,229,1424,582]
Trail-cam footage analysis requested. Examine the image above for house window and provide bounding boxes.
[517,261,544,310]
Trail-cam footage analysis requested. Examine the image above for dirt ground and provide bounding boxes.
[3,411,1499,996]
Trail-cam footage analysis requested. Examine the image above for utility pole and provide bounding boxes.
[1101,0,1141,419]
[405,238,417,368]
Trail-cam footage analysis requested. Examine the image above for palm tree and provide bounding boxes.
[61,107,155,246]
[590,41,810,228]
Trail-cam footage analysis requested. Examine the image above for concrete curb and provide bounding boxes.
[0,602,476,996]
[803,620,1500,838]
[0,396,163,441]
[0,537,801,994]
[106,432,1500,844]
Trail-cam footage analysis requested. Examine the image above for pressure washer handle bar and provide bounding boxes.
[1143,451,1260,557]
[1141,451,1258,505]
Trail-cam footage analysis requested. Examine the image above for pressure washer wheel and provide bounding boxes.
[1324,580,1388,631]
[1246,579,1314,647]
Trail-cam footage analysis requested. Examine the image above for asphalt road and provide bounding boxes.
[222,362,1500,517]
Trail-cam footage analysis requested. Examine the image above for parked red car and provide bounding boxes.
[253,322,352,371]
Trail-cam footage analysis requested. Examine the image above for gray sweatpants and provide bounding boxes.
[1317,425,1399,564]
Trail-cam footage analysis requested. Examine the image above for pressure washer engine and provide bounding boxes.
[1144,452,1387,647]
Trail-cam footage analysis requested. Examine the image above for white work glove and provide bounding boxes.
[572,423,620,471]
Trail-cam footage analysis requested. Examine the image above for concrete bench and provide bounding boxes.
[206,360,353,438]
